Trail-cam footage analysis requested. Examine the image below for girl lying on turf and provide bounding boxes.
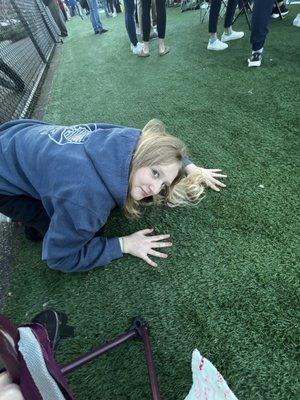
[0,119,226,272]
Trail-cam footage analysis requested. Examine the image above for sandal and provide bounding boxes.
[138,49,150,57]
[159,46,170,56]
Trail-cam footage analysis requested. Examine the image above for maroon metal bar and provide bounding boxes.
[60,317,161,399]
[61,329,137,375]
[140,325,160,400]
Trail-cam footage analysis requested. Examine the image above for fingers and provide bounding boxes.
[201,169,227,192]
[150,240,172,248]
[139,228,154,235]
[149,249,169,258]
[144,256,158,268]
[217,182,227,188]
[204,169,227,177]
[144,250,168,268]
[138,228,171,242]
[134,229,172,268]
[208,180,226,191]
[149,234,171,242]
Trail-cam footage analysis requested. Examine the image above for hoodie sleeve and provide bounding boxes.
[41,199,123,272]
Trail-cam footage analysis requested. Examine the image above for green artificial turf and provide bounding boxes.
[4,6,300,400]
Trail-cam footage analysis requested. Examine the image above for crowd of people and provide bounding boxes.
[206,0,291,67]
[43,0,297,66]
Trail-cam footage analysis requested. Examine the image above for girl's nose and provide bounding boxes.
[150,181,162,195]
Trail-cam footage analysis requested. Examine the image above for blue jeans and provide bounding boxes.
[250,0,273,51]
[102,0,110,17]
[87,0,103,32]
[124,0,138,46]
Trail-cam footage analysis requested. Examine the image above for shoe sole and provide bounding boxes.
[248,60,261,67]
[138,51,150,57]
[221,34,244,42]
[207,46,228,51]
[159,47,170,56]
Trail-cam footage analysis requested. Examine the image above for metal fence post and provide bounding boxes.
[10,0,48,64]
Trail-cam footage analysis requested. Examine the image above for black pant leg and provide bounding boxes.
[155,0,166,39]
[0,194,50,238]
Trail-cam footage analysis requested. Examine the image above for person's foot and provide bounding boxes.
[99,28,108,34]
[138,49,150,57]
[131,42,144,55]
[293,13,300,27]
[207,38,228,51]
[221,30,244,42]
[279,3,289,15]
[272,3,289,18]
[248,51,263,67]
[158,46,170,56]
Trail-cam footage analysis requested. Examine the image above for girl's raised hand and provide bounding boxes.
[185,164,227,192]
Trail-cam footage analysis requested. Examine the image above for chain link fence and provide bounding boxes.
[0,0,62,123]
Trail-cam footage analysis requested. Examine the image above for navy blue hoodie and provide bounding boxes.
[0,119,141,272]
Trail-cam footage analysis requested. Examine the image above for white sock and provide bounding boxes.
[252,47,263,54]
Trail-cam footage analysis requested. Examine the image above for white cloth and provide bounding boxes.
[18,327,65,400]
[185,349,238,400]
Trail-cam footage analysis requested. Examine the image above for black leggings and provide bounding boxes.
[208,0,238,33]
[0,194,50,240]
[0,194,105,241]
[141,0,166,41]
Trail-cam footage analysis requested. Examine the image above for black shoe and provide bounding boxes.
[272,3,289,18]
[280,3,289,16]
[248,52,262,67]
[271,6,280,18]
[31,310,74,350]
[99,28,108,34]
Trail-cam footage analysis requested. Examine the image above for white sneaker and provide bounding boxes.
[130,42,143,50]
[221,30,244,42]
[200,1,209,9]
[131,42,144,55]
[293,13,300,27]
[207,39,228,51]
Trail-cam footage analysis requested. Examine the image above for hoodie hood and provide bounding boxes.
[84,125,141,208]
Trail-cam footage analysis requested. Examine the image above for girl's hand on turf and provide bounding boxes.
[185,164,227,192]
[123,228,172,268]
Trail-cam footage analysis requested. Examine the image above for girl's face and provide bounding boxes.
[130,162,181,201]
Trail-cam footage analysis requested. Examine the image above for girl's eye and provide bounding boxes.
[152,169,159,178]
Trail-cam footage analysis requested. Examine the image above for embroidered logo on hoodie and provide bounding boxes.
[40,125,92,145]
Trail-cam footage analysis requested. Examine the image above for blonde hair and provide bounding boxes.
[124,119,206,217]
